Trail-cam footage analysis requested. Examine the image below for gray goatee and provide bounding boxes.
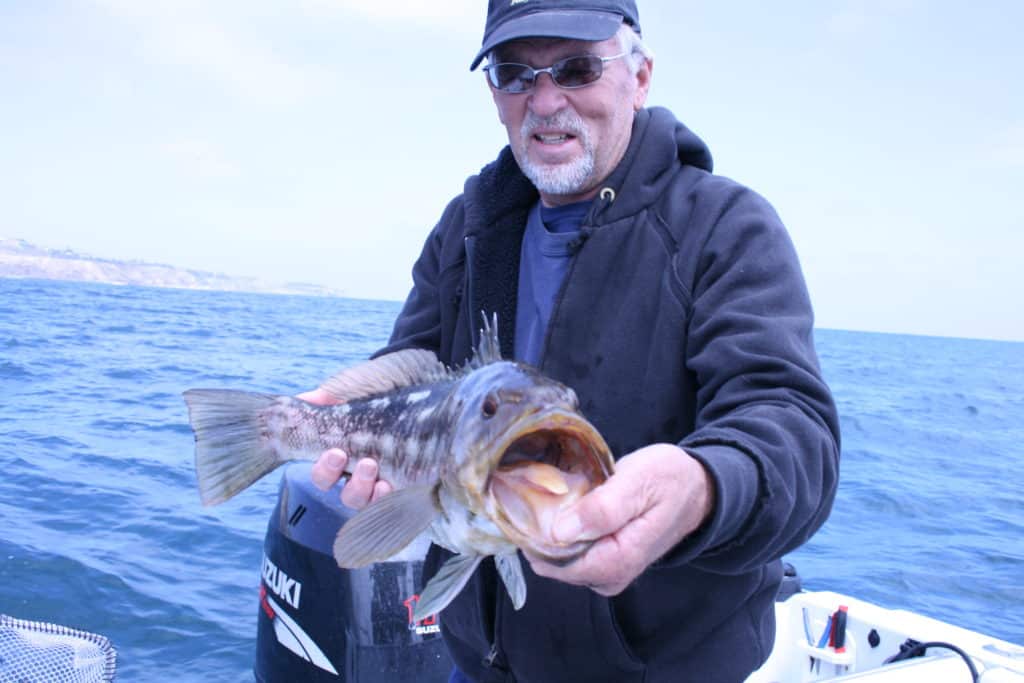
[517,109,595,196]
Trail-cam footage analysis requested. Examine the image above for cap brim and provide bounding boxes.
[470,10,623,70]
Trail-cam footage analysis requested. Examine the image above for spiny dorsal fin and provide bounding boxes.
[468,312,503,369]
[319,348,449,402]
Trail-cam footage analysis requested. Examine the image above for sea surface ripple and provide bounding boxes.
[1,278,1021,680]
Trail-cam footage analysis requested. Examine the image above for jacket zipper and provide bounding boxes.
[464,241,511,679]
[538,224,591,369]
[483,586,512,678]
[464,236,477,350]
[470,196,612,679]
[538,186,612,368]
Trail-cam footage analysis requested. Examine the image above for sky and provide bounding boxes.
[1,1,1022,341]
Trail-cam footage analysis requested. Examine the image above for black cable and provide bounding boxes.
[883,640,980,682]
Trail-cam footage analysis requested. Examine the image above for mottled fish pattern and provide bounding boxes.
[183,316,614,619]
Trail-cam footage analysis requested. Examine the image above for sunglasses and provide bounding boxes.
[484,52,627,93]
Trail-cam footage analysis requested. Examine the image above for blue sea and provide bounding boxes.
[1,278,1022,681]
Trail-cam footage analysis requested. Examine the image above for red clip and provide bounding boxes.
[831,605,849,653]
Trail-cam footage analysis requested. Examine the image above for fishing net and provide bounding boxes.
[0,614,117,682]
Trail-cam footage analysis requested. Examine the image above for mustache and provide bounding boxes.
[521,110,587,139]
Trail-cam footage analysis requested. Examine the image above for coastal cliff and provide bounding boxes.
[0,238,341,297]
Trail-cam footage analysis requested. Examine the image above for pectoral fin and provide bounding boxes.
[495,552,527,610]
[332,484,437,568]
[412,553,483,622]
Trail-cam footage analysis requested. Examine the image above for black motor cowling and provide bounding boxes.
[254,463,453,682]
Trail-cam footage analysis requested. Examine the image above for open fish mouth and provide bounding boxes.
[485,408,613,562]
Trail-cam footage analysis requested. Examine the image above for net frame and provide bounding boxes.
[0,614,117,682]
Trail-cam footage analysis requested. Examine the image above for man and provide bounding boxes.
[305,1,840,681]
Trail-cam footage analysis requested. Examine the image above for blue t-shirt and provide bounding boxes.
[514,200,590,365]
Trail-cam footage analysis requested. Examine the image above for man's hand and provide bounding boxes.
[297,389,393,509]
[525,443,715,596]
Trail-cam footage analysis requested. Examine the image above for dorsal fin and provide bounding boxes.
[319,348,449,402]
[468,312,503,369]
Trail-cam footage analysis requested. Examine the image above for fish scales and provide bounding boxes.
[256,381,458,487]
[183,316,615,620]
[325,382,458,485]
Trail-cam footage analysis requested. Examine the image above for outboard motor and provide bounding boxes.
[254,463,453,682]
[777,562,803,602]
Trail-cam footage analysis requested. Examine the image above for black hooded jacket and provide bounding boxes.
[376,107,841,682]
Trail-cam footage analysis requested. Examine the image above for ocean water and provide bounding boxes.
[1,278,1021,681]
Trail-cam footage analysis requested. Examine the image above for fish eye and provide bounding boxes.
[481,395,499,418]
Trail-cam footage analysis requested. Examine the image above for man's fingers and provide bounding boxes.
[372,479,393,502]
[552,463,649,543]
[527,445,708,595]
[340,457,380,509]
[296,387,339,406]
[527,536,640,596]
[311,448,348,490]
[311,449,390,510]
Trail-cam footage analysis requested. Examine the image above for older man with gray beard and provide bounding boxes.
[306,1,841,681]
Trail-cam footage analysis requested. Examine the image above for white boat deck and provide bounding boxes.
[747,591,1024,682]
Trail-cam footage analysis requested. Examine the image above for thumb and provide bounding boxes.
[296,387,340,406]
[552,465,648,543]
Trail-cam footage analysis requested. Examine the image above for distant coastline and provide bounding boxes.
[0,237,343,298]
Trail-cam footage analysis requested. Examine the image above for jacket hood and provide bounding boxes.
[592,106,713,224]
[466,106,713,230]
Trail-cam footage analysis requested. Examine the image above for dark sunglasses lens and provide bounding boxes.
[491,63,534,92]
[552,55,603,88]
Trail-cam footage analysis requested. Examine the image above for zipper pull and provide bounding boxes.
[483,642,500,668]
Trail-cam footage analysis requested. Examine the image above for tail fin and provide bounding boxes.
[182,388,287,506]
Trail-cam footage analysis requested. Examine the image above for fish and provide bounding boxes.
[182,316,614,620]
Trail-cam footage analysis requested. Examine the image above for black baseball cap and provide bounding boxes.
[470,0,641,70]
